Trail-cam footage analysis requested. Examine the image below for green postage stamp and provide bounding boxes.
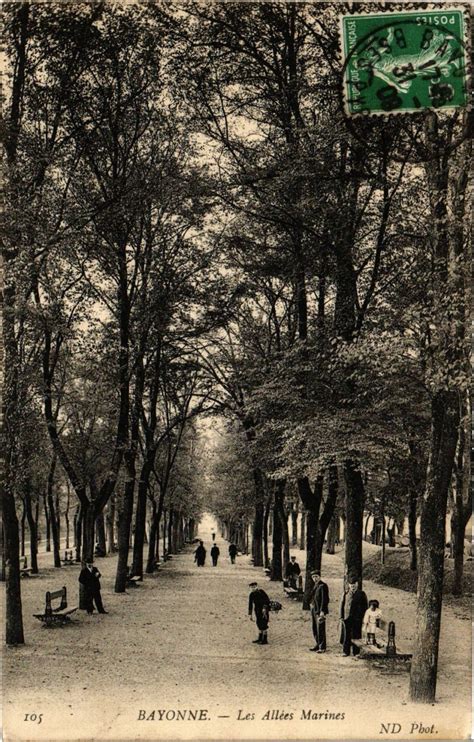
[340,8,470,116]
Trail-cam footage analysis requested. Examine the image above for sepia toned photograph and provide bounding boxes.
[1,1,472,740]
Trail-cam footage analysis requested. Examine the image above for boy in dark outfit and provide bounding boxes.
[228,543,238,563]
[78,561,108,615]
[340,577,368,656]
[210,544,220,566]
[248,581,270,645]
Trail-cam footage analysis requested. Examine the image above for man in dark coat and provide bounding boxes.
[79,561,108,615]
[210,543,220,566]
[340,577,368,656]
[228,543,238,563]
[285,555,301,589]
[309,570,329,652]
[248,581,271,645]
[194,540,206,566]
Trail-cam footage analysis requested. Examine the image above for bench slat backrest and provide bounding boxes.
[45,587,67,615]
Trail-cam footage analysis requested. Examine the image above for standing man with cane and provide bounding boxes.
[309,570,329,653]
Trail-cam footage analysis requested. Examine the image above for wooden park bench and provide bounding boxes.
[351,619,412,660]
[126,574,141,587]
[283,575,303,601]
[20,557,33,577]
[33,586,77,627]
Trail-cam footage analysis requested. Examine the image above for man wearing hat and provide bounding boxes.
[309,570,329,652]
[248,581,271,645]
[339,576,368,656]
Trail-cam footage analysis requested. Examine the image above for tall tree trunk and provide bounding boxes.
[315,466,338,571]
[3,0,30,646]
[115,457,135,593]
[291,509,298,546]
[326,513,337,554]
[106,497,115,553]
[65,482,70,549]
[132,460,151,577]
[3,490,24,644]
[410,120,470,703]
[44,495,51,552]
[410,391,459,702]
[20,501,26,558]
[263,496,271,568]
[146,500,158,574]
[271,482,285,580]
[82,500,95,564]
[451,390,471,596]
[252,500,264,567]
[55,490,61,546]
[251,469,265,566]
[280,502,290,568]
[47,457,61,568]
[162,510,167,558]
[24,485,38,574]
[344,460,365,585]
[95,512,106,556]
[409,490,418,571]
[155,508,164,562]
[1,525,5,582]
[364,513,370,541]
[299,511,306,550]
[298,475,323,609]
[167,509,173,554]
[75,505,82,562]
[172,511,179,552]
[303,507,318,610]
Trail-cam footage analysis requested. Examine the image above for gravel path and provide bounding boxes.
[3,513,471,741]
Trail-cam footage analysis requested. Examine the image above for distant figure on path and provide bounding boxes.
[285,555,301,589]
[340,577,368,656]
[211,544,220,566]
[211,530,216,541]
[79,561,108,615]
[363,599,382,645]
[194,540,206,566]
[248,581,270,645]
[309,570,329,653]
[228,543,238,563]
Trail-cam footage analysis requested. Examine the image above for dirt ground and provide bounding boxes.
[2,514,472,741]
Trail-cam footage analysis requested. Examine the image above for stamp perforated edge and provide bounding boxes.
[338,3,472,119]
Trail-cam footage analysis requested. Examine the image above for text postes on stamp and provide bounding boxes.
[341,9,469,116]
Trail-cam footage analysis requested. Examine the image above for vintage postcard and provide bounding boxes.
[2,1,472,741]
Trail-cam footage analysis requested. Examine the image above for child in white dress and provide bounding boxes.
[363,599,382,645]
